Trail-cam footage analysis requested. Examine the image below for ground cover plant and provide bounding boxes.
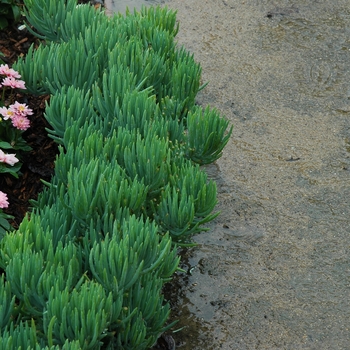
[0,0,232,348]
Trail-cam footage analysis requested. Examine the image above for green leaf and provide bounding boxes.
[0,17,9,30]
[0,162,21,178]
[0,141,12,149]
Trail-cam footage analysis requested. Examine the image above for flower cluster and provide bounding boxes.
[0,63,23,85]
[0,102,32,130]
[0,64,32,131]
[0,149,19,166]
[0,149,19,209]
[0,64,29,213]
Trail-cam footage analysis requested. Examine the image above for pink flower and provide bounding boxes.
[11,114,30,130]
[10,102,33,117]
[0,191,9,208]
[1,77,26,89]
[0,64,21,78]
[0,106,15,120]
[0,149,19,166]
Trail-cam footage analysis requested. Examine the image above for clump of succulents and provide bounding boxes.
[0,0,232,348]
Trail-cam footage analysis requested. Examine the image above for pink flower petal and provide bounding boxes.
[11,115,30,131]
[1,77,26,89]
[0,191,9,208]
[0,149,19,166]
[0,64,21,78]
[10,102,33,117]
[0,107,15,120]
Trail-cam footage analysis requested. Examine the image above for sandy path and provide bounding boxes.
[165,0,350,349]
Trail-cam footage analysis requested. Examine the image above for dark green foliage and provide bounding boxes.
[0,0,21,30]
[0,211,13,239]
[0,275,15,332]
[0,320,40,350]
[3,0,233,348]
[43,86,97,144]
[186,106,233,164]
[22,0,78,40]
[44,281,113,348]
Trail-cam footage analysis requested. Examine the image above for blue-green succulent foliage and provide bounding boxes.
[0,0,232,349]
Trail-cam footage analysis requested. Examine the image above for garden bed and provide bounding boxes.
[0,1,231,348]
[0,18,57,228]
